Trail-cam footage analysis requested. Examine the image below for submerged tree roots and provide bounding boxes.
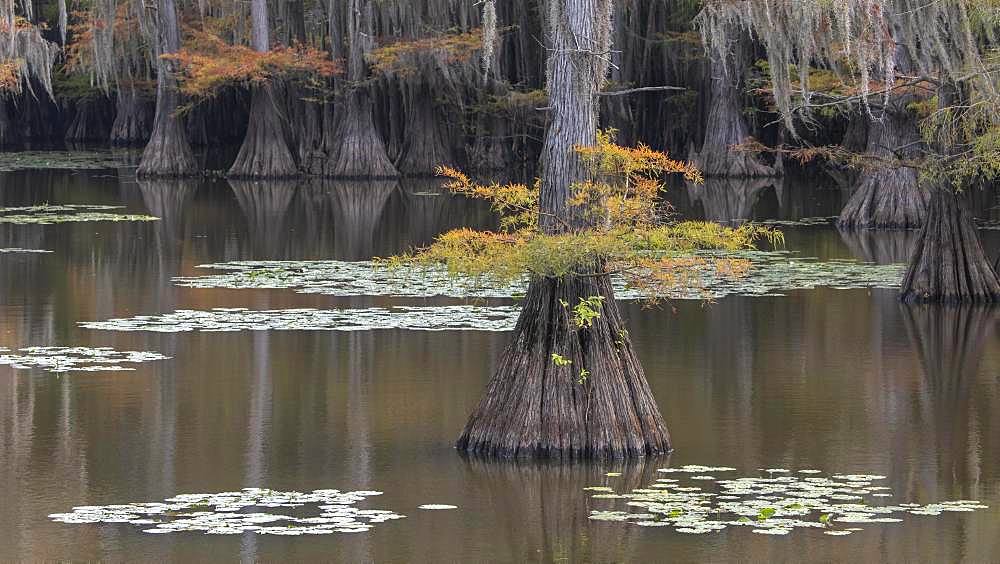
[457,274,671,459]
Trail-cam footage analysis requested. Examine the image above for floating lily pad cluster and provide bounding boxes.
[0,346,171,373]
[753,217,838,227]
[587,465,988,537]
[49,488,405,536]
[0,204,158,225]
[0,151,127,172]
[174,252,904,301]
[80,306,521,333]
[0,248,53,253]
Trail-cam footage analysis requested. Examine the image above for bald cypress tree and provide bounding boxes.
[228,0,299,178]
[456,0,672,459]
[137,0,198,177]
[699,0,1000,303]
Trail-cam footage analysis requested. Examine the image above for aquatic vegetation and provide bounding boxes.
[0,248,52,253]
[0,204,158,225]
[174,252,905,300]
[0,346,170,373]
[753,217,838,228]
[0,151,127,172]
[49,488,406,536]
[586,466,988,538]
[80,306,521,333]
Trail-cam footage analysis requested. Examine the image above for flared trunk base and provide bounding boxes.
[457,274,671,459]
[901,186,1000,303]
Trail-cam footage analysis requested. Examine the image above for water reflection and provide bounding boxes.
[686,177,777,224]
[229,179,298,258]
[460,458,658,562]
[2,169,1000,561]
[839,227,917,264]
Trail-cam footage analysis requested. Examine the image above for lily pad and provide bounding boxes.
[0,346,170,374]
[81,306,521,333]
[50,488,405,536]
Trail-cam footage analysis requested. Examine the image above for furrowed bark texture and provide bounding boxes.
[457,275,671,458]
[395,82,456,175]
[837,113,929,229]
[64,96,114,142]
[691,34,775,178]
[228,0,299,178]
[900,185,1000,303]
[137,0,197,177]
[228,83,299,178]
[325,0,398,178]
[458,0,670,459]
[110,88,153,145]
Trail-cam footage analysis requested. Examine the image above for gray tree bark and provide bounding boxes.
[457,0,671,459]
[228,0,299,178]
[137,0,198,177]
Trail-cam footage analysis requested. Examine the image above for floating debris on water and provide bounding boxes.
[172,252,905,300]
[657,465,737,473]
[0,151,127,172]
[587,466,988,539]
[0,248,53,253]
[0,346,170,373]
[753,217,838,228]
[80,306,521,333]
[0,204,158,225]
[418,505,458,510]
[49,488,406,536]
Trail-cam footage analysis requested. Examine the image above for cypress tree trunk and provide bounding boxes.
[325,0,398,178]
[137,0,197,177]
[458,0,671,459]
[64,96,114,142]
[0,100,17,147]
[228,0,299,178]
[396,81,457,175]
[110,87,154,145]
[692,30,775,178]
[837,112,929,229]
[900,183,1000,303]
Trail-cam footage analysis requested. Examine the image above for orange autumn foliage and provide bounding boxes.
[164,30,341,98]
[369,30,482,76]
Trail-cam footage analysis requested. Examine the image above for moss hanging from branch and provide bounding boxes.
[0,4,60,97]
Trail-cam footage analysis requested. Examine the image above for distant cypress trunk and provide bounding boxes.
[325,0,398,178]
[228,0,299,178]
[457,0,671,459]
[110,87,153,145]
[691,29,775,178]
[396,80,457,175]
[0,100,18,147]
[837,112,929,229]
[839,20,928,229]
[65,95,114,142]
[900,183,1000,303]
[137,0,197,177]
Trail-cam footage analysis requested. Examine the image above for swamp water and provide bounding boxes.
[1,168,999,562]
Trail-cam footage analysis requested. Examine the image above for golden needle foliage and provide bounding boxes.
[391,131,782,299]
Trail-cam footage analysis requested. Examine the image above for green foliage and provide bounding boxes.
[551,353,572,367]
[393,132,781,301]
[819,513,832,525]
[757,507,777,521]
[577,368,591,385]
[572,296,605,328]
